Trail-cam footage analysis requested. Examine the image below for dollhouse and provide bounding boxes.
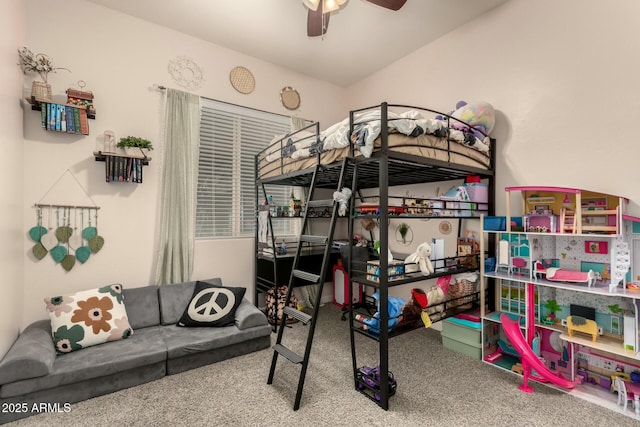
[481,186,640,418]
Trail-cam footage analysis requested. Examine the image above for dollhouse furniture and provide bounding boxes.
[523,213,557,233]
[622,379,640,415]
[615,377,640,415]
[566,316,599,342]
[544,268,597,287]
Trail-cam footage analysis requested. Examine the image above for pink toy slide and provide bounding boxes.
[500,313,576,390]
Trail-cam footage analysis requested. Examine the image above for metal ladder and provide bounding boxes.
[267,158,349,410]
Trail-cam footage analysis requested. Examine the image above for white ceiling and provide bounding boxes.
[85,0,509,87]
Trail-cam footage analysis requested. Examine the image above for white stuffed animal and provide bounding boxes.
[404,242,434,275]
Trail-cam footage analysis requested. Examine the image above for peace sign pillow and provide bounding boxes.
[178,281,246,327]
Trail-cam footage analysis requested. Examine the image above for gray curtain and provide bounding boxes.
[155,88,201,285]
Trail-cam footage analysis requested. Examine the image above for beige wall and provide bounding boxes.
[347,0,640,217]
[10,0,640,338]
[20,0,348,328]
[0,0,25,356]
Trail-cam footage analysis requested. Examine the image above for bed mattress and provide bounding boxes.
[258,132,491,180]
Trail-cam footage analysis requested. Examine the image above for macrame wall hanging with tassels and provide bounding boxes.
[29,170,104,271]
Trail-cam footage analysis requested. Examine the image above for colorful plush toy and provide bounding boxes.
[404,242,434,275]
[436,100,496,140]
[355,291,406,334]
[401,288,426,324]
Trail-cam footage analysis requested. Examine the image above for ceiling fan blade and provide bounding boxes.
[307,3,330,37]
[365,0,408,11]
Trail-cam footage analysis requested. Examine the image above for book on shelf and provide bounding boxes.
[65,106,75,133]
[78,108,89,135]
[60,105,67,132]
[73,108,81,134]
[48,103,55,130]
[40,102,47,128]
[55,105,61,131]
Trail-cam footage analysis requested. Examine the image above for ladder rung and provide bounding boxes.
[293,269,320,284]
[307,199,334,208]
[283,306,312,324]
[300,235,328,244]
[274,344,303,364]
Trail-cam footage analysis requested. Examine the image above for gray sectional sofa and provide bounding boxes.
[0,279,272,424]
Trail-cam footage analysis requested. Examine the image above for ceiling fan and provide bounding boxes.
[304,0,408,37]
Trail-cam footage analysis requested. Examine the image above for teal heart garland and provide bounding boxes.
[29,226,47,243]
[29,206,104,270]
[75,246,91,264]
[50,245,67,264]
[82,226,97,240]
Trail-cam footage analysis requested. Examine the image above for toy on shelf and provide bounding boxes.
[542,299,561,325]
[566,315,599,342]
[403,242,434,275]
[504,186,627,235]
[544,268,596,287]
[500,313,576,392]
[354,292,406,334]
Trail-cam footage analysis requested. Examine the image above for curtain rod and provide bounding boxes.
[152,83,311,123]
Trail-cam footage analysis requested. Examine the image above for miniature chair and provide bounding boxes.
[611,372,631,393]
[615,377,634,412]
[495,240,510,274]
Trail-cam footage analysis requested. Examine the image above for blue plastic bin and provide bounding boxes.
[484,216,506,231]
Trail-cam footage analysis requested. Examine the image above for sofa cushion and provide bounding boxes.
[177,281,246,327]
[158,278,221,325]
[44,284,134,354]
[234,299,270,330]
[161,321,271,360]
[0,326,166,398]
[0,320,55,385]
[122,285,160,329]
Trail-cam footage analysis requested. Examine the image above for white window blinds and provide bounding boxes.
[196,99,293,239]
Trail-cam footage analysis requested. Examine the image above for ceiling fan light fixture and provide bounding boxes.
[303,0,321,11]
[323,0,340,13]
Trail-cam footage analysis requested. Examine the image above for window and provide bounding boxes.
[196,99,293,239]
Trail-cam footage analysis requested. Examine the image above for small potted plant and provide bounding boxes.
[117,136,153,157]
[543,299,561,324]
[17,47,70,102]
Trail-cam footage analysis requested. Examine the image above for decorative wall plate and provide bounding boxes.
[281,86,301,110]
[439,220,452,235]
[230,66,255,94]
[168,56,204,91]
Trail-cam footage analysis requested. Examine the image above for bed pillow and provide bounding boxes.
[177,280,246,327]
[44,284,133,354]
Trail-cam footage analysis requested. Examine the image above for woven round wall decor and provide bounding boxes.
[439,220,452,235]
[230,66,255,94]
[281,86,301,110]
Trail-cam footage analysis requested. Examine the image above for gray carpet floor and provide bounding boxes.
[8,304,640,427]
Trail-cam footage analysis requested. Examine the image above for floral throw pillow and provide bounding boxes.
[44,284,133,354]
